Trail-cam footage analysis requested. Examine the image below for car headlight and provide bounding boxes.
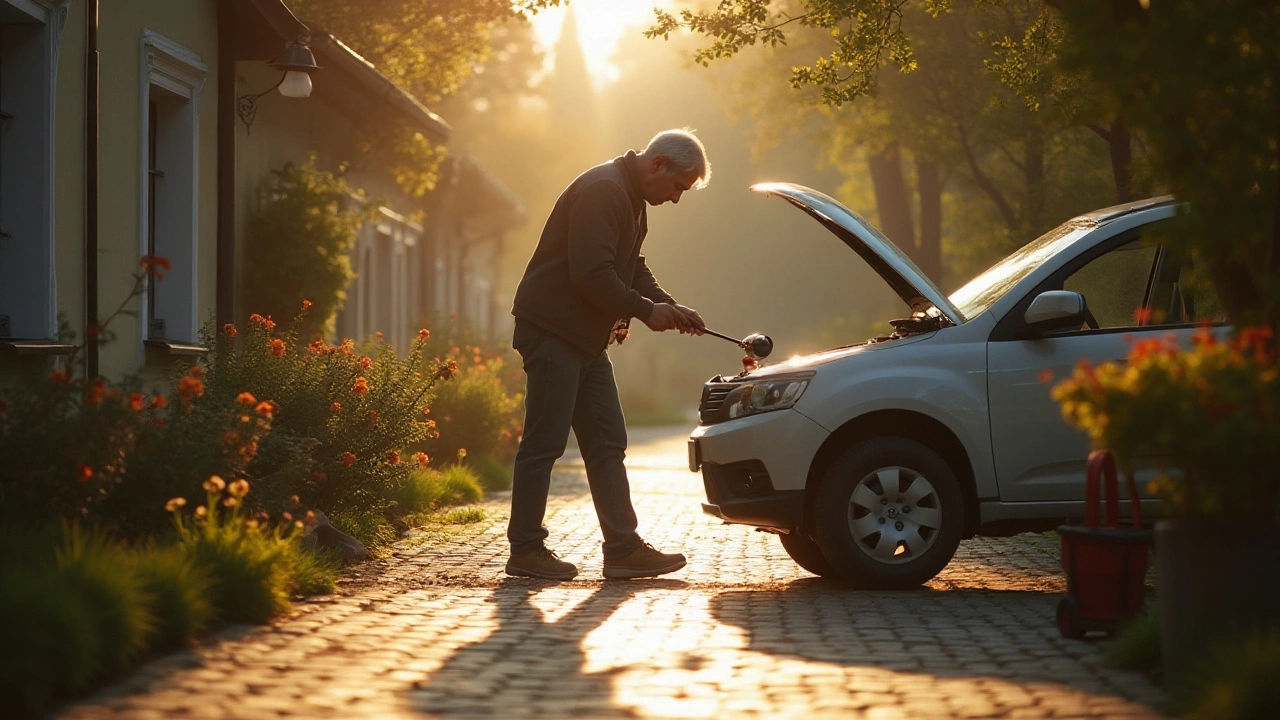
[724,373,813,420]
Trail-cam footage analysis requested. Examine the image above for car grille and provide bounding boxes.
[699,377,740,424]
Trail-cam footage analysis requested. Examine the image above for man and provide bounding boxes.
[506,128,711,580]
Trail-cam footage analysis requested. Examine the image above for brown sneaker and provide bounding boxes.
[603,543,687,579]
[505,547,579,580]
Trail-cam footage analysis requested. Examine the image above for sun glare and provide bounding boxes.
[528,0,675,87]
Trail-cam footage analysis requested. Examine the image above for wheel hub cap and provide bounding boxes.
[846,465,943,565]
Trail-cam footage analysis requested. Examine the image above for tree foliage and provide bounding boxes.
[1050,0,1280,336]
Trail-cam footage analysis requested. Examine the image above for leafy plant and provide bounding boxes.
[1104,612,1161,674]
[1053,327,1279,521]
[244,155,377,340]
[205,311,451,516]
[1182,629,1280,720]
[426,360,522,469]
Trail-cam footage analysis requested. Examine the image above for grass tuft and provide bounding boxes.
[1104,612,1161,672]
[133,544,214,649]
[436,507,487,525]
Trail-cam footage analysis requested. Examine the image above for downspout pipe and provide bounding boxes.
[85,0,100,377]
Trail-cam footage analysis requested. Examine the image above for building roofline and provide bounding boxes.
[310,31,451,144]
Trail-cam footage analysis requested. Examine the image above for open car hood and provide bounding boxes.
[752,182,964,325]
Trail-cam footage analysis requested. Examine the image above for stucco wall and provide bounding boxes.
[51,0,220,377]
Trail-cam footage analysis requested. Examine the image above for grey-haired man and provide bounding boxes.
[506,129,711,580]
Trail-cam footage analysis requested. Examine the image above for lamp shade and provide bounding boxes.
[271,41,321,73]
[278,70,313,98]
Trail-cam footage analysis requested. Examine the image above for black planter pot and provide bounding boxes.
[1156,519,1280,684]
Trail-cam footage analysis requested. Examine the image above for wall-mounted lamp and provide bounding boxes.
[236,40,321,133]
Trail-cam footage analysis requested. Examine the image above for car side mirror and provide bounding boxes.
[1022,290,1088,335]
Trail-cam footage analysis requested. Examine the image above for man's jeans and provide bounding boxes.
[508,320,644,560]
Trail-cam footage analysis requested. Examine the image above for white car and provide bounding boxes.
[688,184,1225,588]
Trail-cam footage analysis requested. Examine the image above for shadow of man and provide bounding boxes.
[411,578,680,717]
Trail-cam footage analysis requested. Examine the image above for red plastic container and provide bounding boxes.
[1055,450,1152,638]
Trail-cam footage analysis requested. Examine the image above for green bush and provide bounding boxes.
[205,312,447,516]
[1104,612,1161,673]
[0,565,100,715]
[283,543,341,596]
[244,154,376,340]
[173,480,292,625]
[133,544,214,650]
[426,359,522,468]
[469,453,513,493]
[1184,629,1280,720]
[386,465,483,514]
[329,508,399,552]
[55,525,155,670]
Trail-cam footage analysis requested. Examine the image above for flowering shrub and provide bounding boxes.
[204,308,450,514]
[244,154,377,340]
[1052,326,1279,520]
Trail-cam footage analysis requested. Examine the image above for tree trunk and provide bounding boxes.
[915,157,943,286]
[867,145,917,249]
[1109,117,1134,203]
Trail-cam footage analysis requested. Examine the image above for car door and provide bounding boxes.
[985,222,1226,502]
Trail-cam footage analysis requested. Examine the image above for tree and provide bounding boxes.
[1050,0,1280,338]
[658,1,1117,285]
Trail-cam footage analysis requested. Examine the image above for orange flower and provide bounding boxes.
[165,497,187,512]
[236,391,256,406]
[222,431,240,445]
[270,338,286,357]
[413,452,429,468]
[151,394,167,409]
[177,376,204,404]
[139,254,171,280]
[77,463,93,482]
[451,346,460,355]
[308,339,325,354]
[302,299,313,310]
[339,339,354,355]
[128,393,146,412]
[359,356,372,370]
[86,380,106,406]
[474,354,482,365]
[290,494,300,506]
[49,370,70,384]
[194,505,207,519]
[353,377,369,397]
[191,365,206,378]
[223,323,238,338]
[387,450,400,465]
[1132,307,1152,325]
[228,479,250,498]
[255,401,274,418]
[204,475,226,492]
[1038,369,1054,384]
[341,452,357,467]
[422,407,430,415]
[418,328,430,341]
[330,401,342,412]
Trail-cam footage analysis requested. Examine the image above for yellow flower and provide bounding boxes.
[194,505,208,519]
[203,475,226,492]
[228,479,250,498]
[165,497,187,512]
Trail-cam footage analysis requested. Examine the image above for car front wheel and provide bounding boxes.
[778,530,836,577]
[814,436,964,589]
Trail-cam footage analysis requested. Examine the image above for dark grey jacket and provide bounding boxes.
[511,151,675,356]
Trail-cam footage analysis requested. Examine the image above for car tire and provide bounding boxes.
[814,436,964,589]
[778,530,837,577]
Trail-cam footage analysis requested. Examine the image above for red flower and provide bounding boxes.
[353,377,369,397]
[341,452,357,467]
[413,452,429,467]
[359,356,372,370]
[223,323,238,338]
[302,299,313,310]
[270,338,286,357]
[77,464,93,482]
[386,450,400,465]
[127,393,146,412]
[86,380,106,406]
[139,254,171,280]
[191,365,206,377]
[151,394,167,409]
[255,401,274,418]
[308,339,325,354]
[49,370,70,384]
[1133,307,1152,325]
[330,401,342,412]
[236,392,256,406]
[1039,369,1055,384]
[418,328,430,341]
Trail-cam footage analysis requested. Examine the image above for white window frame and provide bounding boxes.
[0,0,68,341]
[138,29,205,350]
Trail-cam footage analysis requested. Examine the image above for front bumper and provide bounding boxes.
[689,408,829,530]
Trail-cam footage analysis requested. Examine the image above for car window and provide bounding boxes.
[1063,239,1158,329]
[1146,252,1229,326]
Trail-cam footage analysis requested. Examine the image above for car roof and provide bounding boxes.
[1071,196,1177,227]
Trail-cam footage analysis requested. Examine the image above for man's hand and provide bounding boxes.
[674,304,705,335]
[643,303,696,332]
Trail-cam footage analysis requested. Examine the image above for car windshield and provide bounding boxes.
[948,221,1094,320]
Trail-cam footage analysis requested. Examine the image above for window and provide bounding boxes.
[139,31,206,343]
[1063,239,1158,329]
[0,1,64,341]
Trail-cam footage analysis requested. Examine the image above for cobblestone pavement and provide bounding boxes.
[59,427,1166,719]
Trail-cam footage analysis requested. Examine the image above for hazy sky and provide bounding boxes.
[528,1,676,87]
